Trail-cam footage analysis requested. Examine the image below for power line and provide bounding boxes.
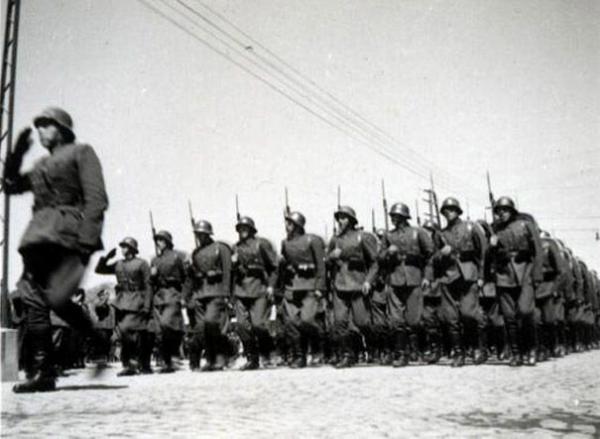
[187,0,479,196]
[138,0,456,188]
[141,0,484,199]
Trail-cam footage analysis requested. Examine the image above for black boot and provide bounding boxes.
[451,348,465,368]
[473,330,488,365]
[408,332,422,363]
[449,327,464,367]
[392,330,409,368]
[290,341,307,369]
[507,322,522,367]
[13,331,56,394]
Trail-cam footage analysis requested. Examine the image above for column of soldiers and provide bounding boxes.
[87,195,600,375]
[8,108,597,394]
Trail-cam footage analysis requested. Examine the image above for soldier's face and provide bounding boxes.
[36,121,63,150]
[285,219,294,235]
[237,226,251,240]
[337,215,350,231]
[196,233,210,245]
[442,208,459,222]
[496,207,512,223]
[156,238,168,252]
[120,245,131,258]
[391,215,405,227]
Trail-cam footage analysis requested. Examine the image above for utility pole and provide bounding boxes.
[0,0,22,328]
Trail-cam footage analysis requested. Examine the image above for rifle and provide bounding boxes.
[429,173,441,227]
[149,210,158,256]
[486,171,495,211]
[188,200,199,247]
[371,208,376,233]
[284,187,291,217]
[235,194,241,221]
[381,179,389,232]
[333,185,341,236]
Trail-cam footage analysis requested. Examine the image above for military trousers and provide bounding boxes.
[331,290,372,351]
[497,285,537,352]
[189,296,231,363]
[19,244,94,337]
[234,295,272,358]
[282,290,321,345]
[387,285,423,330]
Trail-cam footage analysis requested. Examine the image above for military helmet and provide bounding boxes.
[334,205,357,223]
[119,237,139,254]
[33,107,75,142]
[285,211,306,229]
[193,219,213,235]
[493,196,516,213]
[440,197,463,215]
[236,216,257,233]
[422,219,438,231]
[154,230,174,247]
[389,202,411,219]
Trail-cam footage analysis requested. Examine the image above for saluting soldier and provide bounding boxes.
[378,203,433,367]
[489,197,543,366]
[186,220,233,371]
[327,206,378,368]
[232,216,279,370]
[279,211,326,368]
[4,108,108,393]
[435,197,487,367]
[96,238,152,375]
[150,231,188,373]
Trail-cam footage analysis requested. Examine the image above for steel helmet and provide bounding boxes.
[422,219,438,231]
[236,216,257,233]
[119,237,139,254]
[193,219,213,235]
[334,205,357,223]
[285,211,306,229]
[389,202,411,219]
[440,197,463,215]
[154,230,173,248]
[33,107,75,142]
[493,196,516,213]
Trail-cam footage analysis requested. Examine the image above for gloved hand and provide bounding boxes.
[13,127,32,156]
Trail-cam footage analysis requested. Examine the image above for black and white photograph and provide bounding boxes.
[1,0,599,437]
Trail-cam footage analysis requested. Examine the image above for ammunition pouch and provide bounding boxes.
[458,251,477,263]
[347,258,366,271]
[510,250,532,263]
[245,264,266,279]
[402,254,424,267]
[296,263,316,278]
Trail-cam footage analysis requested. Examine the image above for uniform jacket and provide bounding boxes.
[378,224,433,288]
[151,248,187,306]
[489,218,543,288]
[233,236,278,298]
[434,218,486,284]
[571,258,585,302]
[95,256,152,314]
[578,260,593,306]
[328,228,378,292]
[4,142,108,254]
[187,240,232,300]
[279,232,326,293]
[88,287,115,330]
[536,238,569,299]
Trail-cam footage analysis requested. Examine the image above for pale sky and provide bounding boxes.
[2,0,599,288]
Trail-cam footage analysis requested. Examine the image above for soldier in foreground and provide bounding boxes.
[186,220,233,371]
[327,206,378,368]
[434,198,487,367]
[232,216,279,370]
[150,231,187,373]
[4,108,109,393]
[378,203,433,367]
[96,238,152,375]
[279,211,327,368]
[489,197,543,366]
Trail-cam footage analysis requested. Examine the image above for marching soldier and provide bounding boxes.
[232,216,279,370]
[435,197,487,367]
[96,238,152,375]
[370,228,392,364]
[378,203,434,367]
[279,211,326,368]
[186,220,233,371]
[420,219,444,363]
[536,231,569,360]
[4,108,109,393]
[327,206,378,368]
[150,231,188,373]
[489,197,543,366]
